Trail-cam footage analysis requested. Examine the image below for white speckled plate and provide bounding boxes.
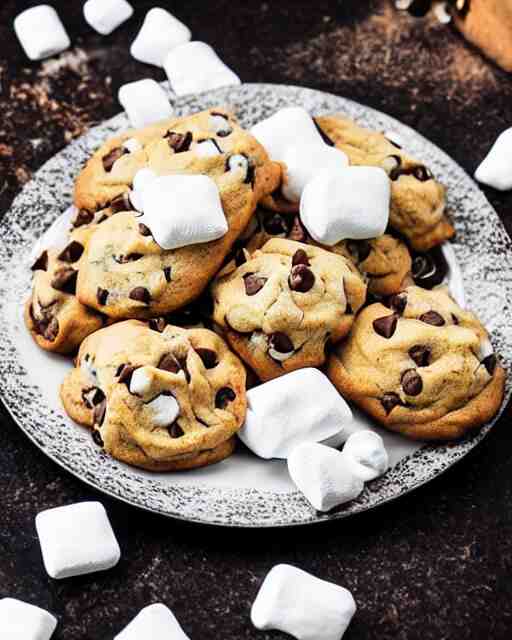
[0,84,510,527]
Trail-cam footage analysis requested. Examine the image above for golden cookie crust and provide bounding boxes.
[74,108,280,319]
[212,238,367,381]
[60,320,246,471]
[314,115,454,251]
[327,286,505,440]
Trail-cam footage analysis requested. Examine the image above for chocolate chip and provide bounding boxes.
[411,247,447,289]
[312,118,335,146]
[263,213,289,236]
[381,392,402,414]
[412,165,433,181]
[291,248,310,267]
[234,248,247,267]
[138,223,151,236]
[196,348,218,369]
[289,264,315,292]
[288,215,308,243]
[31,250,48,272]
[117,364,136,385]
[215,387,236,409]
[383,155,402,181]
[406,0,432,17]
[269,332,294,353]
[401,369,423,396]
[385,136,402,150]
[409,345,431,367]
[96,287,109,305]
[163,267,172,283]
[82,387,105,409]
[92,429,104,447]
[44,317,59,342]
[114,253,143,264]
[110,192,133,213]
[93,398,107,426]
[58,241,84,263]
[166,131,193,153]
[244,273,267,296]
[129,287,151,304]
[167,422,184,438]
[419,311,445,326]
[158,353,181,374]
[149,317,167,332]
[373,313,399,339]
[482,354,497,376]
[451,313,459,325]
[102,147,127,172]
[388,293,407,314]
[347,240,371,263]
[73,209,94,227]
[51,267,77,294]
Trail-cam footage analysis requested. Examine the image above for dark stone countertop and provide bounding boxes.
[1,1,512,638]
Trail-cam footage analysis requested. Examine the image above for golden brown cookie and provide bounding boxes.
[328,285,505,440]
[314,115,453,251]
[74,108,280,319]
[211,238,367,381]
[60,320,246,471]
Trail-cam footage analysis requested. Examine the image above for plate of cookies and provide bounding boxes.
[0,83,510,527]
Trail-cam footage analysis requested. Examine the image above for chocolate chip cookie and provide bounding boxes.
[60,320,246,471]
[211,238,367,381]
[74,108,281,319]
[314,115,454,251]
[327,286,505,440]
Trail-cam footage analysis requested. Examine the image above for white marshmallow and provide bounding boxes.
[0,598,57,640]
[35,502,121,579]
[133,167,157,192]
[239,368,352,459]
[118,79,174,129]
[129,366,153,395]
[123,137,142,153]
[130,8,191,67]
[14,5,70,61]
[300,166,390,245]
[83,0,133,35]
[251,564,356,640]
[80,355,97,385]
[115,603,190,640]
[146,393,180,427]
[164,41,240,96]
[250,107,323,162]
[475,127,512,191]
[194,139,222,158]
[341,431,389,482]
[282,143,349,202]
[137,174,228,250]
[288,443,364,511]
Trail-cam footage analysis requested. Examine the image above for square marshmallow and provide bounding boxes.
[251,565,356,640]
[14,5,70,61]
[84,0,133,35]
[131,8,191,67]
[118,79,174,128]
[239,368,353,459]
[35,502,121,579]
[164,41,240,96]
[300,166,390,245]
[474,127,512,191]
[0,598,57,640]
[135,172,228,250]
[115,603,189,640]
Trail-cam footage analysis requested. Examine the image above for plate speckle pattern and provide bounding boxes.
[0,84,510,527]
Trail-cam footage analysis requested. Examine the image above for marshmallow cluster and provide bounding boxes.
[164,42,241,96]
[0,598,57,640]
[131,8,191,67]
[14,5,70,61]
[251,564,356,640]
[118,79,174,128]
[115,603,190,640]
[84,0,133,35]
[131,170,228,250]
[239,368,353,459]
[475,127,512,191]
[35,502,121,579]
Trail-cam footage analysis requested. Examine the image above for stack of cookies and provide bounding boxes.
[25,106,505,472]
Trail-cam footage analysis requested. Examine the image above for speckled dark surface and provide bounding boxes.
[1,1,512,638]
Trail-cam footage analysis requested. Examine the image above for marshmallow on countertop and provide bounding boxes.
[134,172,228,250]
[35,502,121,579]
[239,368,353,459]
[251,564,356,640]
[288,442,364,512]
[0,598,57,640]
[130,8,191,67]
[341,430,389,482]
[115,603,190,640]
[84,0,133,35]
[14,5,70,61]
[475,127,512,191]
[164,41,240,96]
[300,166,390,245]
[118,79,174,129]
